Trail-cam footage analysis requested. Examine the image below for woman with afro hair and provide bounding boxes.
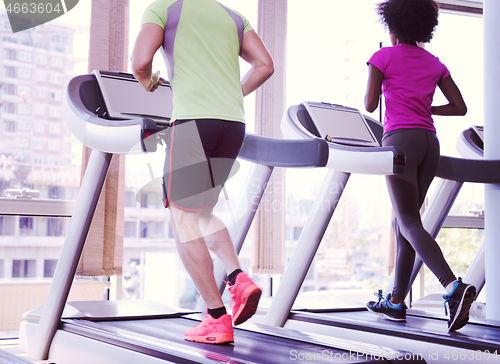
[364,0,475,331]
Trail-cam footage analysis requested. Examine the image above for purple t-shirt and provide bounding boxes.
[367,44,450,134]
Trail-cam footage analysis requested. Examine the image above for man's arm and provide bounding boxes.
[240,30,274,97]
[131,23,165,91]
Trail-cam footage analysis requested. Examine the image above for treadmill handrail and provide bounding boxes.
[67,75,330,164]
[66,74,158,154]
[456,127,484,159]
[437,156,500,183]
[238,134,328,168]
[437,126,500,183]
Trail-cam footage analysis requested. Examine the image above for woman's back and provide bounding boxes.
[368,43,449,133]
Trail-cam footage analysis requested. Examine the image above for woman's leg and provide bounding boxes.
[391,218,416,301]
[385,130,456,300]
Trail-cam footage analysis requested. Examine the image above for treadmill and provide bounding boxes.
[0,349,34,364]
[267,103,500,362]
[18,73,424,364]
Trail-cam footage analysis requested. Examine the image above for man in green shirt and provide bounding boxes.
[132,0,274,344]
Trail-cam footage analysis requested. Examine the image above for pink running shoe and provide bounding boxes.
[228,272,262,325]
[184,313,234,344]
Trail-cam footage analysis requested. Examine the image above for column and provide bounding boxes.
[76,0,128,277]
[252,0,287,276]
[483,0,500,321]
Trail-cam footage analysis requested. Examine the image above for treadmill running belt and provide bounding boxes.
[288,309,500,353]
[62,316,424,363]
[0,349,34,364]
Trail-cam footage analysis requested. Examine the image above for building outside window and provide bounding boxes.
[0,8,88,339]
[3,120,15,132]
[12,260,36,278]
[35,71,46,82]
[18,69,31,80]
[18,51,32,63]
[4,48,15,60]
[4,66,15,78]
[36,54,46,65]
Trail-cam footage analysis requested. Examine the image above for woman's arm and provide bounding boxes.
[431,75,467,116]
[364,64,383,113]
[240,30,274,97]
[131,23,165,91]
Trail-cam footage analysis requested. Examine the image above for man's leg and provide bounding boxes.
[199,209,240,275]
[197,209,262,325]
[170,205,234,344]
[169,204,224,310]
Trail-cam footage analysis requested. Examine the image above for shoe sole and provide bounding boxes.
[185,332,234,344]
[233,284,262,326]
[448,285,476,331]
[366,305,406,322]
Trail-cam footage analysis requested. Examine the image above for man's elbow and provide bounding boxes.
[131,61,144,77]
[264,58,274,79]
[459,104,467,116]
[131,54,149,77]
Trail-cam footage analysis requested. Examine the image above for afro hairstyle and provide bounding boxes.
[378,0,440,43]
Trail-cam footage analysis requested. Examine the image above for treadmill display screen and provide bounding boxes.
[93,70,173,124]
[303,102,380,147]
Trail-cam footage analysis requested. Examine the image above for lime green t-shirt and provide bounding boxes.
[141,0,253,123]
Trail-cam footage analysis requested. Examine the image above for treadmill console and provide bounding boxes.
[302,101,380,147]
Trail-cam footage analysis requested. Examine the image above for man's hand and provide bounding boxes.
[147,71,164,92]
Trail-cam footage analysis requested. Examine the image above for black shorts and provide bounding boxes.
[162,119,245,212]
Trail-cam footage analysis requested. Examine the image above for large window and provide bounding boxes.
[0,3,91,338]
[285,1,484,309]
[121,0,485,313]
[0,1,486,342]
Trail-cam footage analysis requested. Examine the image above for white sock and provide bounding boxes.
[445,280,458,294]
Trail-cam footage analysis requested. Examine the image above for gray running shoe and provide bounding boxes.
[442,277,476,331]
[366,291,407,322]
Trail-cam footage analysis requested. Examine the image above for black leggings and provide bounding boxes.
[383,128,456,300]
